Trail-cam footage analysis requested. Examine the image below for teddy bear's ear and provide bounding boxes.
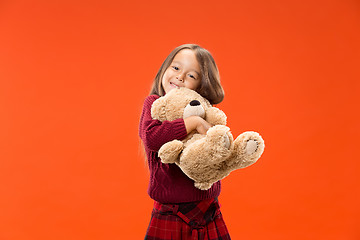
[151,97,167,122]
[205,107,227,125]
[202,98,212,108]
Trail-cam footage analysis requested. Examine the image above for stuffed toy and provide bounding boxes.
[151,87,265,190]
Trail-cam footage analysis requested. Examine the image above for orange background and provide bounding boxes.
[1,0,359,239]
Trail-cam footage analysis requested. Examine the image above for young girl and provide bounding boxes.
[139,44,231,240]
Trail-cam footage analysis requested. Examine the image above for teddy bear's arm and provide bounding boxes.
[205,107,227,125]
[159,140,183,164]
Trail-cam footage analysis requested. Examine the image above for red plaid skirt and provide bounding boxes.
[145,198,231,240]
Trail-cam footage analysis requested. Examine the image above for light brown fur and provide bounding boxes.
[151,88,265,190]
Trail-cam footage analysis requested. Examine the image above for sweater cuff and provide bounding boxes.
[171,118,188,140]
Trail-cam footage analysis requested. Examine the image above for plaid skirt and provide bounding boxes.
[145,198,231,240]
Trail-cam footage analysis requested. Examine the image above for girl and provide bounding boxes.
[139,44,231,240]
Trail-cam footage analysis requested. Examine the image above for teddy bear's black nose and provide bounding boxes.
[190,100,200,106]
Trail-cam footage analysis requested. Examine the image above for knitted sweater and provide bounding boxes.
[139,95,221,204]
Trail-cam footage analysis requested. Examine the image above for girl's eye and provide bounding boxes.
[189,74,196,79]
[172,66,179,70]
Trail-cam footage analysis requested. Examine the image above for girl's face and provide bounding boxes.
[162,49,201,94]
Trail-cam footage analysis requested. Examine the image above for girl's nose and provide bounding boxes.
[176,75,184,82]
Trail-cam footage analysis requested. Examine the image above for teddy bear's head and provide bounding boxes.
[151,87,227,126]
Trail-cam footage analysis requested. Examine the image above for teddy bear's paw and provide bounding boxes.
[224,133,231,149]
[206,125,233,149]
[236,131,264,155]
[246,139,258,155]
[194,182,213,191]
[159,140,183,164]
[231,131,265,169]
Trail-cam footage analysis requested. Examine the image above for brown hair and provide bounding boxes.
[150,44,224,104]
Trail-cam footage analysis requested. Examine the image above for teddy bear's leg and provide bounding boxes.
[206,125,233,150]
[200,125,234,164]
[159,140,184,164]
[229,131,265,170]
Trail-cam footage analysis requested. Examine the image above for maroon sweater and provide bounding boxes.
[139,95,221,204]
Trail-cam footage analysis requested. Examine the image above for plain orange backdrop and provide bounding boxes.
[0,0,359,239]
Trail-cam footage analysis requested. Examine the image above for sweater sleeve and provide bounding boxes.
[139,95,188,152]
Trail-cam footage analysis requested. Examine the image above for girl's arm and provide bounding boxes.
[183,116,213,135]
[139,95,188,152]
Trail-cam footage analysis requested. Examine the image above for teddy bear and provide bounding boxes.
[151,87,265,190]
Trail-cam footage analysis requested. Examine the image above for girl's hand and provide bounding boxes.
[184,116,213,135]
[195,118,213,135]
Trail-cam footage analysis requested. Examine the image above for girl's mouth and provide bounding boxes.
[170,82,180,88]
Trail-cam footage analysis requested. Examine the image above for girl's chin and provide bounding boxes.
[167,84,179,91]
[164,83,182,94]
[166,88,176,93]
